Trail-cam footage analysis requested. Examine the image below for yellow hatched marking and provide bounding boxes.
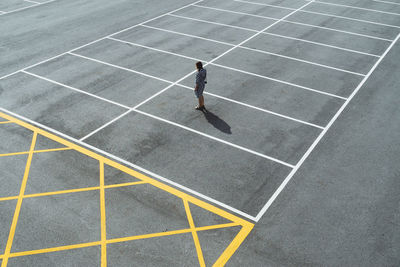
[9,241,102,258]
[0,112,255,265]
[0,147,72,158]
[99,161,107,267]
[107,222,240,245]
[4,223,238,260]
[1,181,147,203]
[1,132,37,267]
[0,196,18,202]
[213,224,254,266]
[184,199,205,267]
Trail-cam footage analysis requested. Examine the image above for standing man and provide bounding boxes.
[194,61,207,110]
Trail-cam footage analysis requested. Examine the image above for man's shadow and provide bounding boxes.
[201,108,232,134]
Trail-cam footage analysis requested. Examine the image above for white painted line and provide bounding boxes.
[177,84,326,129]
[141,24,234,46]
[79,110,133,141]
[24,0,41,4]
[261,32,380,57]
[210,62,347,100]
[68,52,173,84]
[108,37,206,63]
[83,0,316,172]
[239,45,366,76]
[374,0,400,6]
[90,39,340,127]
[235,0,400,29]
[137,25,352,99]
[134,109,295,168]
[170,13,380,57]
[168,13,259,32]
[192,4,393,42]
[77,38,336,128]
[255,33,400,222]
[22,71,131,109]
[148,16,367,76]
[309,0,400,16]
[0,0,55,16]
[0,107,258,222]
[0,0,203,80]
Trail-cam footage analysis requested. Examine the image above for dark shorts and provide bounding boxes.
[194,87,204,98]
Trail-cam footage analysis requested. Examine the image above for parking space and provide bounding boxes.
[0,0,54,15]
[1,0,400,265]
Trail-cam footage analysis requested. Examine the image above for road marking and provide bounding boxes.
[1,132,37,267]
[107,37,331,129]
[134,109,296,168]
[170,12,380,57]
[169,13,380,57]
[308,0,400,16]
[0,0,204,81]
[0,0,56,16]
[22,71,131,110]
[0,147,71,158]
[24,0,41,4]
[193,4,393,42]
[235,0,400,29]
[99,161,107,267]
[255,33,400,221]
[184,200,206,267]
[140,25,348,99]
[0,111,254,265]
[374,0,400,5]
[0,108,258,222]
[166,13,366,76]
[67,52,173,84]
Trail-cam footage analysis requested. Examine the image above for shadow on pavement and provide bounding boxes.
[202,108,232,134]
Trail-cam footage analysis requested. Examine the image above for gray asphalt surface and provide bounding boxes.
[0,0,399,266]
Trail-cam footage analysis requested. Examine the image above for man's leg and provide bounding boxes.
[199,95,204,107]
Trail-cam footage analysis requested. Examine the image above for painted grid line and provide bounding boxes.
[80,0,318,157]
[22,70,131,110]
[1,132,37,267]
[255,33,400,221]
[167,14,367,76]
[139,25,348,99]
[235,0,400,29]
[374,0,400,6]
[106,36,327,129]
[0,107,258,222]
[0,0,56,16]
[0,0,205,81]
[169,13,381,57]
[193,4,394,42]
[308,0,400,16]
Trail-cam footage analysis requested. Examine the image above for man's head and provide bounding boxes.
[196,61,203,70]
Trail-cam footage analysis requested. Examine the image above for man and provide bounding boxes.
[194,61,207,110]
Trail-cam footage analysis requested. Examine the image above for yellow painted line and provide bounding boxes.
[5,223,239,260]
[1,132,37,267]
[99,161,107,267]
[0,196,19,202]
[8,241,101,258]
[0,147,71,158]
[213,223,254,266]
[107,222,240,245]
[23,186,101,199]
[0,121,13,125]
[0,112,255,265]
[184,199,205,267]
[104,181,147,189]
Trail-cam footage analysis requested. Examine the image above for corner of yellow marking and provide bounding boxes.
[0,111,255,266]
